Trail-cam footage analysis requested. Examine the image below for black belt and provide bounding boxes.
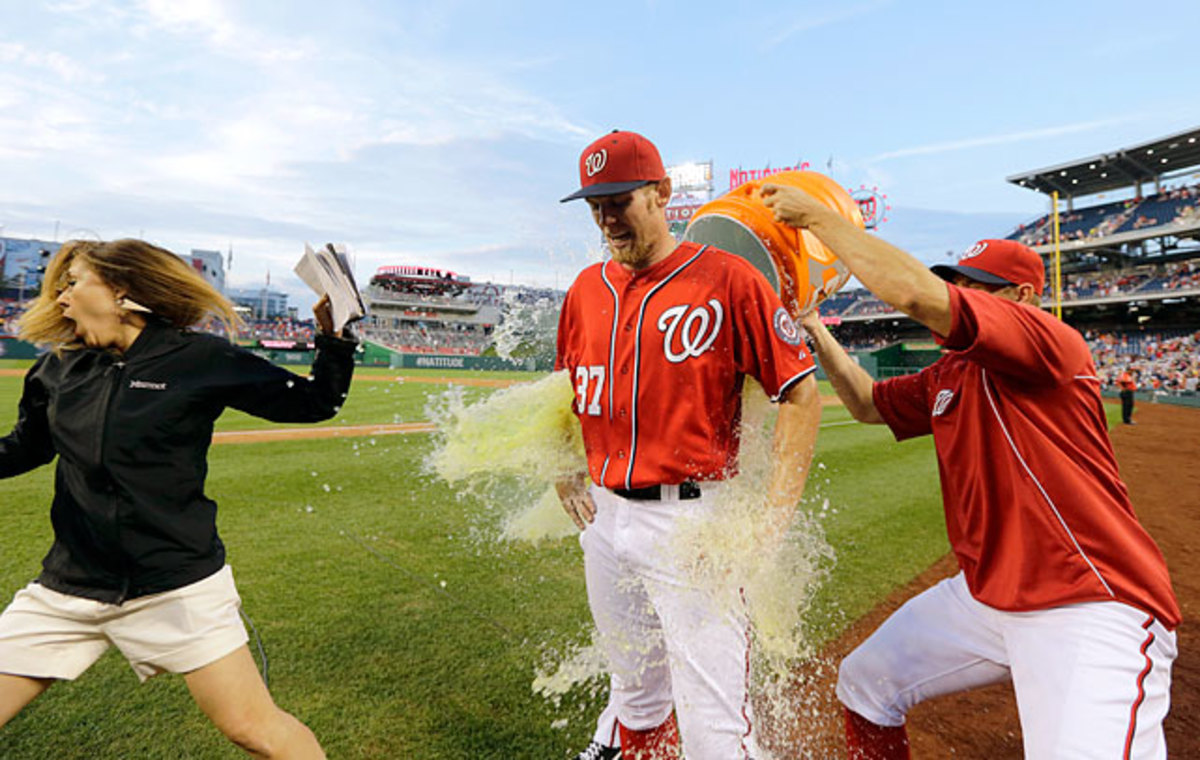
[611,481,702,501]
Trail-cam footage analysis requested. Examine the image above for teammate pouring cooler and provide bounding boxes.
[762,180,1181,760]
[555,130,822,760]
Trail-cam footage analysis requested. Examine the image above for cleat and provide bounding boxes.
[575,740,621,760]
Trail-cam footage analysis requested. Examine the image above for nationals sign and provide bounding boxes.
[728,161,812,191]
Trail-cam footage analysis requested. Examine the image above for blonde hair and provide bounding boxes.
[19,238,242,348]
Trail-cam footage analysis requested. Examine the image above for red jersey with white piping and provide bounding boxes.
[556,241,815,490]
[872,285,1180,627]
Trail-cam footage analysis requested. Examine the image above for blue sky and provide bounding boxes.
[3,0,1200,307]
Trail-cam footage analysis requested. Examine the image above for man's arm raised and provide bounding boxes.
[761,184,953,337]
[799,311,883,425]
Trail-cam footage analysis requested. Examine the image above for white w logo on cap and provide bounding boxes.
[960,241,988,261]
[585,149,608,177]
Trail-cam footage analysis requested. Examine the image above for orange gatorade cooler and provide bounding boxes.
[682,170,863,315]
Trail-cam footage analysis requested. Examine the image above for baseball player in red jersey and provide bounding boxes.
[556,131,822,760]
[762,183,1181,760]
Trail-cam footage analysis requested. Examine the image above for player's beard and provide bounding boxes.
[605,191,661,270]
[607,232,656,269]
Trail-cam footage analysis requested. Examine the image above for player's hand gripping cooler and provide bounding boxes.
[683,170,864,315]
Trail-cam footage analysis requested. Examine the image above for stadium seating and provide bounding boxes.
[1007,182,1200,247]
[363,323,491,356]
[1088,329,1200,396]
[0,299,23,337]
[818,259,1200,318]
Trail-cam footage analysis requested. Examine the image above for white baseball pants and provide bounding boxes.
[837,572,1176,759]
[582,485,757,760]
[591,690,621,747]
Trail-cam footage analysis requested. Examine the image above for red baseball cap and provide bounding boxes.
[931,239,1046,294]
[560,130,666,202]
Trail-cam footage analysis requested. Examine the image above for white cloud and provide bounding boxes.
[764,0,891,50]
[868,118,1133,162]
[132,0,312,64]
[0,42,102,85]
[137,0,235,42]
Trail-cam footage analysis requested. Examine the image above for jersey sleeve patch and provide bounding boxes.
[773,307,802,346]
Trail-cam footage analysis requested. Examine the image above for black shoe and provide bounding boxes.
[575,741,621,760]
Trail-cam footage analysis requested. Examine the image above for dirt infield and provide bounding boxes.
[769,400,1200,758]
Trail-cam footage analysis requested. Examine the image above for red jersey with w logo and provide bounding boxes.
[555,242,815,490]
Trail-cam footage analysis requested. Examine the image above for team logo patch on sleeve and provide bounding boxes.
[773,307,802,346]
[932,389,956,416]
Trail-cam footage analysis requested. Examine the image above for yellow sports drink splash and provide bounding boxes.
[430,371,833,758]
[427,371,584,543]
[429,371,584,485]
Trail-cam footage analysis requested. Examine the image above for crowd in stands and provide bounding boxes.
[1088,329,1200,397]
[3,299,321,346]
[362,322,491,355]
[197,315,317,345]
[0,299,23,336]
[460,283,563,308]
[1058,259,1200,301]
[367,284,474,309]
[835,333,899,352]
[1008,181,1200,248]
[235,316,315,344]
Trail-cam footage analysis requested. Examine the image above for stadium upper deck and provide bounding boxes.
[1004,126,1200,263]
[822,127,1200,329]
[360,264,564,357]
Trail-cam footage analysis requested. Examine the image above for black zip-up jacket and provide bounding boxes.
[0,318,357,604]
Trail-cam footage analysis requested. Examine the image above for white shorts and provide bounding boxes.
[0,565,249,683]
[837,572,1177,759]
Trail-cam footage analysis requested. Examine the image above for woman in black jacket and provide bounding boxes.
[0,238,356,758]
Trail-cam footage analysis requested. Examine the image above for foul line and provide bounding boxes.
[212,417,862,445]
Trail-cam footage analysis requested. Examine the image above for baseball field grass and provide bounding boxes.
[0,364,1009,758]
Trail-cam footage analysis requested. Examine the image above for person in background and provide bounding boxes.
[1118,366,1138,424]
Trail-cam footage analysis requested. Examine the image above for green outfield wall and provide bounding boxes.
[823,343,942,382]
[357,341,543,371]
[0,337,41,360]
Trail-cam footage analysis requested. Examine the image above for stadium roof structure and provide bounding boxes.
[1007,126,1200,199]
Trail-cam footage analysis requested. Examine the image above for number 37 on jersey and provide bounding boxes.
[574,365,605,416]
